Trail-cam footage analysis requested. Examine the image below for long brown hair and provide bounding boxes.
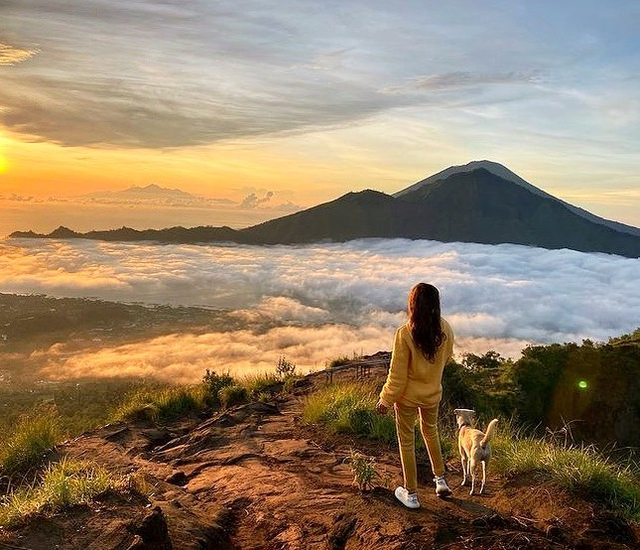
[407,283,446,361]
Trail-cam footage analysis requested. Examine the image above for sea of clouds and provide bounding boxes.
[1,238,638,382]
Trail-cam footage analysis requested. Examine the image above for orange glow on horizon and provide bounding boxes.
[0,132,10,177]
[0,130,369,205]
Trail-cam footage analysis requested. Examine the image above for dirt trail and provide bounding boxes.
[2,376,638,549]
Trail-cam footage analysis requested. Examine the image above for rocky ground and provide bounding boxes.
[2,369,638,549]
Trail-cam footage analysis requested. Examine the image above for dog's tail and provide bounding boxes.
[480,419,499,448]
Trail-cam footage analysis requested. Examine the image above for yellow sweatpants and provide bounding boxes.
[394,402,445,493]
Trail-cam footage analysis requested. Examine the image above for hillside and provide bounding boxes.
[9,162,640,257]
[1,366,638,549]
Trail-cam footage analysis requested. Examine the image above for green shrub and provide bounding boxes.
[442,354,518,421]
[256,391,272,403]
[202,370,234,408]
[237,372,281,397]
[368,413,398,446]
[0,408,60,476]
[283,375,303,394]
[347,408,374,437]
[111,384,207,422]
[0,458,134,528]
[219,384,248,408]
[302,381,375,433]
[491,421,640,520]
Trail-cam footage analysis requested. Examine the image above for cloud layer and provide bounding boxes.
[2,238,638,381]
[4,1,639,150]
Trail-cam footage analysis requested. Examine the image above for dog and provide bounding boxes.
[454,409,498,495]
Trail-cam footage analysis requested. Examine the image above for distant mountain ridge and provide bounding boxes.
[9,161,640,258]
[84,183,197,201]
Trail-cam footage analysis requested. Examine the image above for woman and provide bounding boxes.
[376,283,454,509]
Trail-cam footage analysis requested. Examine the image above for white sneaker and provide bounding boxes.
[394,486,420,509]
[434,475,452,498]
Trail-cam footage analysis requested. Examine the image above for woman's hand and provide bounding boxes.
[375,400,388,415]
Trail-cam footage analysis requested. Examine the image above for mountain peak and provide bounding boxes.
[393,159,524,198]
[394,161,640,238]
[135,183,163,191]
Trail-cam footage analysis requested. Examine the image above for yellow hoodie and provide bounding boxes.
[379,318,454,408]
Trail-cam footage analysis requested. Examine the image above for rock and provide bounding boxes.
[165,471,189,486]
[327,514,357,550]
[131,506,172,549]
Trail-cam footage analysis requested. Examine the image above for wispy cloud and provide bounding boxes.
[4,1,637,151]
[0,42,38,65]
[1,238,638,381]
[0,1,399,147]
[381,71,541,95]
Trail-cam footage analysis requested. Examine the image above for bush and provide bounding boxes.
[491,421,640,521]
[219,385,248,408]
[0,458,137,528]
[0,408,60,476]
[111,384,207,422]
[442,355,517,421]
[238,372,281,398]
[202,370,234,407]
[302,381,375,433]
[347,408,374,438]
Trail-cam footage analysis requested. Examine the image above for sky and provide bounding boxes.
[1,238,638,382]
[1,0,640,233]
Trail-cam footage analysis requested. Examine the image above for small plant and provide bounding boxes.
[256,391,272,403]
[275,356,296,379]
[349,450,379,491]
